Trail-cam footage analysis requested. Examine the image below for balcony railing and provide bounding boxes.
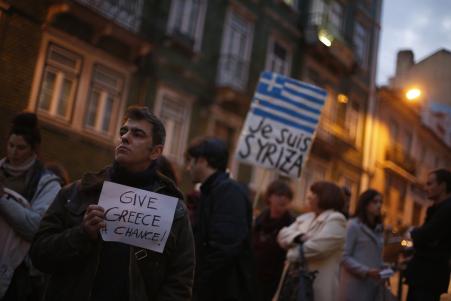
[385,144,416,175]
[216,54,250,92]
[74,0,143,32]
[305,12,355,70]
[309,12,344,41]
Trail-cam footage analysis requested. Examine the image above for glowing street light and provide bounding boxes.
[318,29,333,47]
[337,94,349,104]
[405,88,421,102]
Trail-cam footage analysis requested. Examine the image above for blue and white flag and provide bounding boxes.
[235,72,327,178]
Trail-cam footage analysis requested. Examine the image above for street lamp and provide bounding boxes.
[337,93,349,104]
[318,29,333,47]
[405,88,421,102]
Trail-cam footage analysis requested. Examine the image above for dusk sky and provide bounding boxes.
[377,0,451,85]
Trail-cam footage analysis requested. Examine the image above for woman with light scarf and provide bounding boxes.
[0,112,60,301]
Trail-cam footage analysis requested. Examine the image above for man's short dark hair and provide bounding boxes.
[430,168,451,193]
[186,137,229,171]
[123,106,166,146]
[265,180,294,203]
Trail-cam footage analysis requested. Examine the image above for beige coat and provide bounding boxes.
[277,210,347,301]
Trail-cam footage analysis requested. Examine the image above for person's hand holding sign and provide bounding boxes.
[83,204,105,240]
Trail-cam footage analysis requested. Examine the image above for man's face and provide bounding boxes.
[425,172,445,202]
[186,157,207,184]
[115,119,163,173]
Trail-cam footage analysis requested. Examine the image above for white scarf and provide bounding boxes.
[0,153,37,177]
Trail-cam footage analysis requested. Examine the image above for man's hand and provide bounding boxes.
[82,205,105,240]
[367,268,381,280]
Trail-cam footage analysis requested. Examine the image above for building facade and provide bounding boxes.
[0,0,151,177]
[367,49,451,228]
[292,0,382,211]
[390,49,451,147]
[0,0,382,210]
[369,87,451,229]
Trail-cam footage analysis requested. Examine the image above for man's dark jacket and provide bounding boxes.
[30,165,195,301]
[193,171,253,301]
[406,196,451,294]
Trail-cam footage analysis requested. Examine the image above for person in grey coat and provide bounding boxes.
[338,189,386,301]
[0,112,61,300]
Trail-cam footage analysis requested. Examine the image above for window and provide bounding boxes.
[266,36,292,76]
[167,0,207,51]
[310,0,344,37]
[154,88,192,164]
[358,0,372,15]
[396,180,407,213]
[310,0,325,25]
[336,101,347,130]
[389,119,399,140]
[216,9,254,91]
[401,130,412,155]
[354,22,368,68]
[74,0,144,32]
[329,1,343,33]
[340,176,358,213]
[29,34,131,141]
[281,0,299,11]
[335,97,361,143]
[384,173,392,207]
[37,45,82,120]
[417,143,426,162]
[84,65,124,133]
[346,101,360,140]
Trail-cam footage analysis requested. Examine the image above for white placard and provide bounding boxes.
[235,72,327,178]
[98,181,178,253]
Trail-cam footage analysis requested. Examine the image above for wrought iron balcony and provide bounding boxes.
[304,12,354,70]
[74,0,143,32]
[308,12,344,41]
[216,54,250,92]
[385,144,417,175]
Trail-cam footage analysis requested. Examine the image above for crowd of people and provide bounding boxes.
[0,108,450,301]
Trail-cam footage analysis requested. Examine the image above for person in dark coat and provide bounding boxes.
[30,106,195,301]
[252,180,295,301]
[406,168,451,301]
[186,137,253,301]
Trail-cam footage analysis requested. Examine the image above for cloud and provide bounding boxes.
[377,0,451,84]
[442,17,451,31]
[411,11,431,29]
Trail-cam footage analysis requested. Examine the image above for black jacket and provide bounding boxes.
[252,209,294,301]
[406,196,451,292]
[30,165,195,301]
[193,171,253,301]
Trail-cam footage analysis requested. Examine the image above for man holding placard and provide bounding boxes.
[30,106,195,301]
[186,137,253,301]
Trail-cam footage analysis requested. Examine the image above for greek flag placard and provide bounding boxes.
[235,72,327,178]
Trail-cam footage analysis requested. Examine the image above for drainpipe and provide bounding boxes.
[360,0,383,192]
